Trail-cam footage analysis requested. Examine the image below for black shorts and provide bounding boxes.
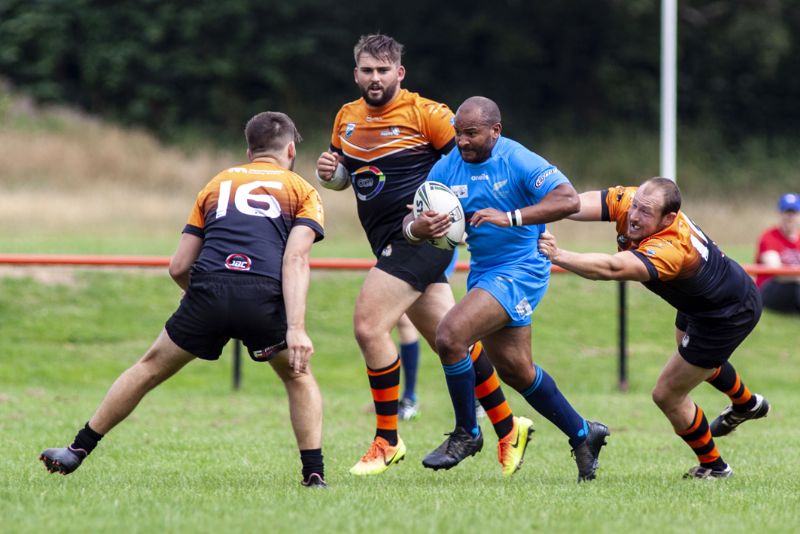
[374,238,454,292]
[674,285,762,368]
[760,279,800,313]
[165,273,287,362]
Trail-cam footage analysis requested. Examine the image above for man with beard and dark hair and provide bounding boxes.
[316,35,532,477]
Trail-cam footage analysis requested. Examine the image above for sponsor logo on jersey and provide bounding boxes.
[225,253,252,272]
[534,168,558,189]
[471,173,490,181]
[227,167,282,175]
[365,115,383,122]
[353,165,386,201]
[681,334,690,348]
[646,248,656,256]
[345,123,356,138]
[380,127,401,137]
[451,184,468,198]
[381,244,392,257]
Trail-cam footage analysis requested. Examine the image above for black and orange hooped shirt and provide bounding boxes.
[183,162,324,281]
[602,186,753,318]
[330,88,455,255]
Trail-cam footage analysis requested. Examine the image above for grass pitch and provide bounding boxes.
[1,269,798,533]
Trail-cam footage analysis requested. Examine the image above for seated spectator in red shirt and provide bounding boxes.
[756,193,800,313]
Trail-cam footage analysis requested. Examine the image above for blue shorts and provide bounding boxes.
[467,265,549,327]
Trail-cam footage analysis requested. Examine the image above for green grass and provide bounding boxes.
[1,268,798,533]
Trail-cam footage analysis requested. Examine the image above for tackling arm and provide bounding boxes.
[470,182,580,228]
[169,233,203,290]
[568,190,604,221]
[282,225,316,373]
[538,231,651,282]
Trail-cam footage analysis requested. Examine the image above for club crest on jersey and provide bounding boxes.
[381,244,392,257]
[345,123,356,138]
[225,253,252,271]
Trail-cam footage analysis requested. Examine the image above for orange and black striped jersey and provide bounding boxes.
[602,186,754,318]
[330,88,455,255]
[183,161,324,281]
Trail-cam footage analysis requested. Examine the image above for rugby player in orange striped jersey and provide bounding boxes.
[41,112,329,488]
[316,34,531,476]
[539,177,770,479]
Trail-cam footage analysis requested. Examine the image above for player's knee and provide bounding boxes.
[651,384,673,411]
[353,317,381,349]
[434,324,466,363]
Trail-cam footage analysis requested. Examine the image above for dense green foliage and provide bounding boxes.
[1,270,798,532]
[1,0,799,141]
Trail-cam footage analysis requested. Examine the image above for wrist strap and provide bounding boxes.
[404,220,421,242]
[514,209,523,226]
[506,211,514,227]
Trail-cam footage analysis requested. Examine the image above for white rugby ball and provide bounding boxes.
[413,181,465,250]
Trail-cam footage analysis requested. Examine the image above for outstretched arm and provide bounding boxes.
[470,182,580,228]
[282,225,317,373]
[568,190,604,221]
[538,231,651,282]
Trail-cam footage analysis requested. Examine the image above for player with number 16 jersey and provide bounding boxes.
[184,162,324,280]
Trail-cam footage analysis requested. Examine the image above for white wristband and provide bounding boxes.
[506,211,514,227]
[514,209,523,226]
[404,220,421,242]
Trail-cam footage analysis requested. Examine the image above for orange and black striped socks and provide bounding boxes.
[706,362,757,412]
[367,357,401,446]
[470,342,514,439]
[677,404,726,469]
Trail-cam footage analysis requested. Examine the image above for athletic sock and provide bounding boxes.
[677,404,727,470]
[399,340,420,402]
[70,422,104,456]
[367,357,401,446]
[519,364,587,447]
[706,362,757,412]
[442,354,479,437]
[470,342,514,439]
[300,448,324,480]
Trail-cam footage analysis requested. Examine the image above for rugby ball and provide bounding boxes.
[413,181,465,250]
[317,163,351,191]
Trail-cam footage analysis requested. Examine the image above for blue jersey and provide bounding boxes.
[427,136,570,278]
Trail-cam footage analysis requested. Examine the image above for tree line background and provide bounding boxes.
[1,0,798,149]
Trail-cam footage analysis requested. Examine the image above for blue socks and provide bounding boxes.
[399,341,420,402]
[442,355,479,437]
[520,364,587,447]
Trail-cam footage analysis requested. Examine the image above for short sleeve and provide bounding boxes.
[329,107,345,153]
[421,102,456,153]
[293,180,325,242]
[635,237,683,281]
[604,186,636,223]
[183,188,207,237]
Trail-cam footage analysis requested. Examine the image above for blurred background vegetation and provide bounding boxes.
[0,0,798,253]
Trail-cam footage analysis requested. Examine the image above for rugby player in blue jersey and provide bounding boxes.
[405,96,609,482]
